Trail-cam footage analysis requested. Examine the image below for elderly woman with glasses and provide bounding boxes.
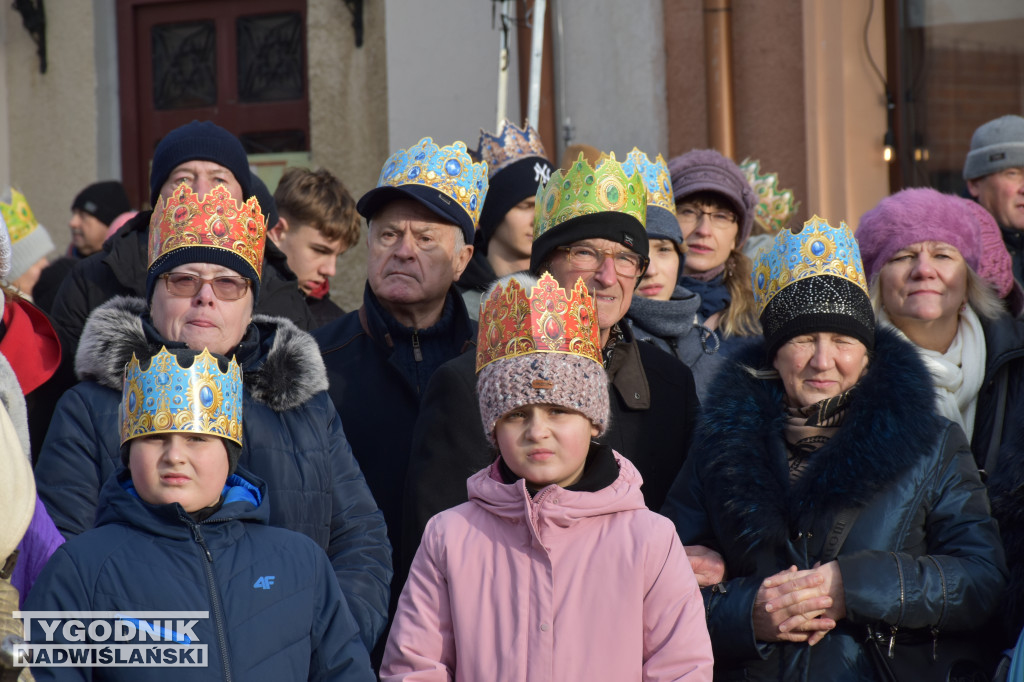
[35,183,392,652]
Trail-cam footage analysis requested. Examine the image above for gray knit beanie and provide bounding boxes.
[477,352,610,446]
[667,149,757,249]
[964,115,1024,181]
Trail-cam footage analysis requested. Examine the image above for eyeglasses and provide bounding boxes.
[676,206,738,230]
[556,245,649,278]
[159,273,251,300]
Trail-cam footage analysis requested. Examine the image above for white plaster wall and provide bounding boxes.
[553,0,668,160]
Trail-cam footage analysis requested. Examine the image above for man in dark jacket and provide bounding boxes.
[312,137,482,638]
[48,120,314,364]
[403,152,701,564]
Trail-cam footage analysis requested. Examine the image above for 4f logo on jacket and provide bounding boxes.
[253,576,276,590]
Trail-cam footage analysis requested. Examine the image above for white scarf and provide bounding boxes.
[879,306,986,440]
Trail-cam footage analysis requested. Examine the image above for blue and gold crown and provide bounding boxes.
[375,137,488,227]
[120,347,243,446]
[618,148,676,215]
[751,215,869,318]
[478,120,549,178]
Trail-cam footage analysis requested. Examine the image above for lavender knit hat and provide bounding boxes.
[856,188,981,282]
[667,149,757,248]
[477,352,610,446]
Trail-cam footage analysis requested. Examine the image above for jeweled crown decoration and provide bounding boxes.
[120,347,243,446]
[0,189,39,244]
[740,158,799,233]
[751,215,869,317]
[476,272,602,373]
[617,148,676,215]
[149,182,266,279]
[478,120,549,178]
[378,137,488,227]
[535,152,646,239]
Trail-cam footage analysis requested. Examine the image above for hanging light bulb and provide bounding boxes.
[883,130,895,164]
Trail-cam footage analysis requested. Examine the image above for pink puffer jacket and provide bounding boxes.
[381,453,713,681]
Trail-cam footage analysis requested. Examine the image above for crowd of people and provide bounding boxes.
[2,112,1024,680]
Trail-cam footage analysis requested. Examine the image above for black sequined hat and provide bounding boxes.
[751,216,875,358]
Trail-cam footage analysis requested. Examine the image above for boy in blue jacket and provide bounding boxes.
[23,347,375,681]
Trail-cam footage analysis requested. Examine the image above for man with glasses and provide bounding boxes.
[403,153,702,572]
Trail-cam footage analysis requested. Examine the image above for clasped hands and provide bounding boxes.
[752,562,846,646]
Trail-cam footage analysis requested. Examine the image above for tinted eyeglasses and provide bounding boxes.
[556,245,649,278]
[159,272,251,300]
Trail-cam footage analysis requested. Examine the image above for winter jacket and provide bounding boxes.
[25,469,375,681]
[11,495,64,608]
[308,292,346,329]
[625,284,724,399]
[312,284,476,600]
[972,313,1024,471]
[48,211,315,363]
[662,328,1007,681]
[403,323,699,565]
[381,454,713,681]
[34,296,391,650]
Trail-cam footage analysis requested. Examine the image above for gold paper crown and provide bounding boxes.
[739,158,799,233]
[478,120,549,178]
[0,189,39,244]
[120,347,244,446]
[149,182,266,279]
[535,152,646,239]
[476,272,602,373]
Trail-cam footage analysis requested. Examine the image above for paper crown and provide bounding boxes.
[476,272,602,373]
[0,189,40,244]
[535,152,646,240]
[149,182,266,279]
[120,347,243,446]
[740,158,799,233]
[617,148,676,214]
[752,215,869,317]
[478,120,550,178]
[377,137,488,227]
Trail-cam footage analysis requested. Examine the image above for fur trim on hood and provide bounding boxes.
[76,295,327,412]
[693,326,943,550]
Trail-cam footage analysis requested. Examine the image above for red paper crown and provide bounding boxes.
[149,182,266,279]
[476,272,602,372]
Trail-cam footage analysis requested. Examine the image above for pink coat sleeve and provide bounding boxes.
[642,523,715,681]
[380,517,456,681]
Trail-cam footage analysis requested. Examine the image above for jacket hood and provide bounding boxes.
[76,295,327,411]
[467,452,647,533]
[695,326,944,550]
[94,467,269,539]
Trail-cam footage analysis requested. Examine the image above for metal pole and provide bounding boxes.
[496,0,511,127]
[703,0,736,158]
[527,0,547,129]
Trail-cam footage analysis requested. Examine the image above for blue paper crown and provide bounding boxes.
[120,347,243,446]
[377,137,489,227]
[618,148,676,214]
[478,120,549,178]
[751,215,869,317]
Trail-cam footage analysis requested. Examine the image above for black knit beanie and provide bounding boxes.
[149,121,252,206]
[477,156,554,251]
[71,181,132,226]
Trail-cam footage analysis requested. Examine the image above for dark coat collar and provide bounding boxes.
[695,327,943,547]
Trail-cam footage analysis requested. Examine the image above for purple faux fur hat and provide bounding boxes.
[856,187,981,282]
[667,149,757,248]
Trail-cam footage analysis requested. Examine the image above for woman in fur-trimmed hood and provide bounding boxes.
[35,178,391,653]
[662,217,1006,681]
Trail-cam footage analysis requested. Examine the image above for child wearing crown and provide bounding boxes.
[24,347,375,681]
[380,273,713,681]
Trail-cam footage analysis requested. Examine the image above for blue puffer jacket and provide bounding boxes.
[25,469,376,681]
[35,296,392,650]
[663,328,1007,681]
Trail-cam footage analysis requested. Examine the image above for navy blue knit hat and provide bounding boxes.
[149,121,252,207]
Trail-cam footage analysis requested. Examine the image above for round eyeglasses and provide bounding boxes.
[676,206,738,230]
[556,245,649,278]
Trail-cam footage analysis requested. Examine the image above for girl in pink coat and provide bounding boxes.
[381,273,713,681]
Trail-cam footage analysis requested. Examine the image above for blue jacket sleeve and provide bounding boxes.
[309,549,377,681]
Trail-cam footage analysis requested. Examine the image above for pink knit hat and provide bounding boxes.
[856,187,982,282]
[956,197,1014,299]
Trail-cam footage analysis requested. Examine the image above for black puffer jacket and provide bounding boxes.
[662,328,1006,681]
[35,296,391,650]
[972,313,1024,470]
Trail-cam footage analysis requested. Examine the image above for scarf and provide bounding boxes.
[680,271,730,320]
[878,306,986,440]
[782,390,853,483]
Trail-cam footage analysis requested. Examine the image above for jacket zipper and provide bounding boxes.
[411,330,423,362]
[925,555,947,661]
[888,551,904,658]
[188,519,233,682]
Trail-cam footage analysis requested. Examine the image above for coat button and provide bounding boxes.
[540,623,550,632]
[634,392,640,399]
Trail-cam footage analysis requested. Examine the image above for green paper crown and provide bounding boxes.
[534,152,646,240]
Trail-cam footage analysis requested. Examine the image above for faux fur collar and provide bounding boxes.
[695,327,943,548]
[76,296,327,412]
